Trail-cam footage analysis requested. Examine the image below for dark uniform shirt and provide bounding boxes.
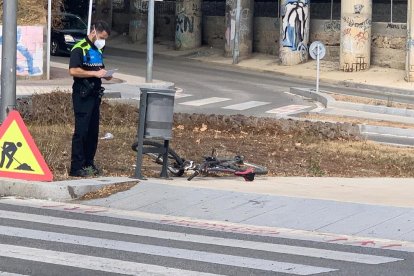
[69,36,104,89]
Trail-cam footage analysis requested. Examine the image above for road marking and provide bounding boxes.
[363,132,414,139]
[179,97,231,106]
[266,105,309,115]
[0,211,402,265]
[0,244,218,276]
[0,226,337,275]
[222,101,271,111]
[0,272,26,276]
[174,93,192,99]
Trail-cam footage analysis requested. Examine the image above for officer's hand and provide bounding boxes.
[95,69,107,78]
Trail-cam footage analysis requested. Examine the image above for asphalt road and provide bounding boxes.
[0,198,413,275]
[52,47,414,118]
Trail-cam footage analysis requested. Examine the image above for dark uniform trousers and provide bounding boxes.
[70,84,101,173]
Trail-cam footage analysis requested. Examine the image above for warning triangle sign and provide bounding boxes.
[0,110,53,181]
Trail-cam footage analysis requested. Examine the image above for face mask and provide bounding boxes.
[93,29,106,49]
[94,39,105,50]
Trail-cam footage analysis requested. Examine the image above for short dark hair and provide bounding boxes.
[92,20,111,36]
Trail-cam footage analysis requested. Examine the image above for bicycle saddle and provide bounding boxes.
[234,168,255,181]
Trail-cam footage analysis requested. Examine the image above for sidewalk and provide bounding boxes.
[81,176,414,245]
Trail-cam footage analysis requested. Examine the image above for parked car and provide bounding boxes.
[51,13,87,56]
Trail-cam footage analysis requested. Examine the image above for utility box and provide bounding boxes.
[141,88,176,140]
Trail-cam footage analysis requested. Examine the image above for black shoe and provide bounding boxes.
[69,168,89,177]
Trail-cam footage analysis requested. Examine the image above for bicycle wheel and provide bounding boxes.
[131,140,185,177]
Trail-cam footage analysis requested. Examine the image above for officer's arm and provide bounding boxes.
[69,67,106,78]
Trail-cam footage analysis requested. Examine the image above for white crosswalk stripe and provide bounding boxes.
[266,104,310,115]
[179,97,231,106]
[222,101,271,111]
[0,210,401,265]
[0,244,218,276]
[0,205,405,275]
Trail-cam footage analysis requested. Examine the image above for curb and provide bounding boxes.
[289,87,414,145]
[290,87,414,118]
[0,177,138,201]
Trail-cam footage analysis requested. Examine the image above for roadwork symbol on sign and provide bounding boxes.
[0,110,53,181]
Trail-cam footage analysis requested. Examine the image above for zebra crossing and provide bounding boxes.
[168,89,313,115]
[0,199,408,276]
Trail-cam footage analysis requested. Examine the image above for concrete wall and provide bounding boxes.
[203,16,280,56]
[310,20,406,69]
[371,22,406,69]
[155,15,175,40]
[253,17,279,55]
[202,16,225,48]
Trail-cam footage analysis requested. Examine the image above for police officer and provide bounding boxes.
[69,21,111,177]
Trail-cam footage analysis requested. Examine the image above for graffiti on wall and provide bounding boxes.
[323,20,340,32]
[281,0,309,52]
[133,0,148,14]
[0,26,43,77]
[225,7,251,48]
[176,14,194,34]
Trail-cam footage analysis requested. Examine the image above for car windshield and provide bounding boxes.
[61,15,87,30]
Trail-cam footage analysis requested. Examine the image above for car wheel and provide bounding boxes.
[51,39,59,56]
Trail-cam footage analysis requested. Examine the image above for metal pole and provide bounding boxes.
[390,0,393,23]
[330,0,334,22]
[134,89,148,179]
[233,0,241,64]
[1,0,17,122]
[316,46,320,93]
[47,0,52,80]
[407,0,412,82]
[277,0,280,18]
[87,0,93,34]
[146,0,155,82]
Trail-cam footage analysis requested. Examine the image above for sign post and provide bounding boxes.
[0,1,17,122]
[309,41,326,94]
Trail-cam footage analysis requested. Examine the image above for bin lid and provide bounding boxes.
[140,88,176,96]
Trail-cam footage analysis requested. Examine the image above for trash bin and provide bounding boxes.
[141,88,176,140]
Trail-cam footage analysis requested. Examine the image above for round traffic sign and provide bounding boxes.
[309,41,326,60]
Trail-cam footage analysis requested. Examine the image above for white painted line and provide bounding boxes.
[0,244,218,276]
[0,272,26,276]
[175,93,192,99]
[363,132,414,139]
[0,226,337,275]
[179,97,231,106]
[266,105,309,115]
[0,211,402,265]
[222,101,271,111]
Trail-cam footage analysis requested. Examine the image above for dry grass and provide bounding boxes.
[0,0,64,25]
[17,92,414,180]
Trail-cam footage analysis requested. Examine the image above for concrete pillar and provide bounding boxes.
[94,0,113,28]
[224,0,254,58]
[340,0,372,72]
[406,0,414,81]
[175,0,202,50]
[129,0,148,43]
[279,0,310,66]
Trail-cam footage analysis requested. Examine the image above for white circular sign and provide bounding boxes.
[309,41,326,60]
